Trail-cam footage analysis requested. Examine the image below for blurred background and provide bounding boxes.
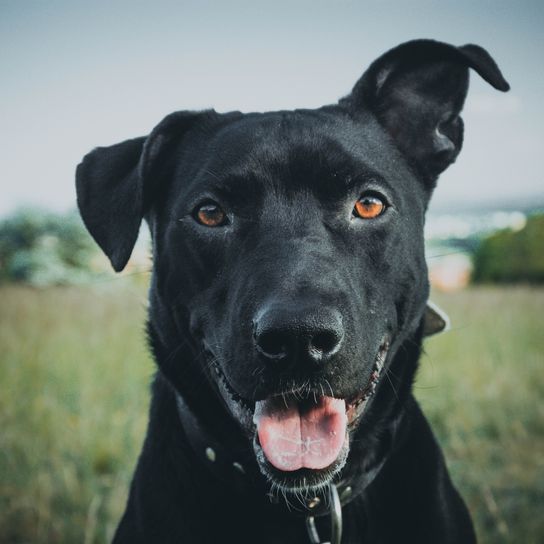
[1,1,542,543]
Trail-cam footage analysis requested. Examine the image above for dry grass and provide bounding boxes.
[0,282,542,543]
[0,281,152,543]
[419,287,544,544]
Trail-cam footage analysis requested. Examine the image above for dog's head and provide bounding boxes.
[76,40,508,494]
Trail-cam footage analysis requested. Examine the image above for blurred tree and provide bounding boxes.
[0,208,97,286]
[472,213,544,283]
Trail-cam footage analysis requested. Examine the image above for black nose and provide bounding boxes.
[254,307,344,367]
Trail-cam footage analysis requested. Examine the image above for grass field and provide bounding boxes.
[0,281,542,543]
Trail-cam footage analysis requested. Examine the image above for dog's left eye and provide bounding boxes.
[353,194,386,220]
[193,201,228,227]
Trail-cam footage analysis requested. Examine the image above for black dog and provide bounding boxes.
[76,40,509,543]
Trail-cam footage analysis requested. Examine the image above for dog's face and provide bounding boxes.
[76,40,508,493]
[155,111,429,485]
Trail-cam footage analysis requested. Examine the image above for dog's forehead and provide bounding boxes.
[187,109,416,193]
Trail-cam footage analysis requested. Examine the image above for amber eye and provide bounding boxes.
[353,194,386,219]
[194,202,228,227]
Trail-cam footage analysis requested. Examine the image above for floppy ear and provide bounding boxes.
[76,111,206,271]
[342,40,510,184]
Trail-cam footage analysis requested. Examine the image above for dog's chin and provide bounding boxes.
[208,337,390,496]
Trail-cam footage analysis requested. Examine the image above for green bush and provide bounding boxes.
[0,208,97,286]
[472,214,544,284]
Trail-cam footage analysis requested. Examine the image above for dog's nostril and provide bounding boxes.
[256,331,289,359]
[310,330,341,355]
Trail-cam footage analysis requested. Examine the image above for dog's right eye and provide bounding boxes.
[193,201,228,227]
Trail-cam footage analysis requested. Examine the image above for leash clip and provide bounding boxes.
[305,484,343,544]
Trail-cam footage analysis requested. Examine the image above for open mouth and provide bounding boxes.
[209,337,390,490]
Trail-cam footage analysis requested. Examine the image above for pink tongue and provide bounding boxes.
[254,396,347,472]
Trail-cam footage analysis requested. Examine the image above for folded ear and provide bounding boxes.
[76,111,206,271]
[342,40,510,185]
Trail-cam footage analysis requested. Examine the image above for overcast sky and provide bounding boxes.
[1,0,543,217]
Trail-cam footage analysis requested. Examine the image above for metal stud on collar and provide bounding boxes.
[305,484,342,544]
[205,447,216,462]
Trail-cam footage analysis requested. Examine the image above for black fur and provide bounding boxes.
[76,40,509,543]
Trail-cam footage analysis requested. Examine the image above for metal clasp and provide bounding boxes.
[305,484,342,544]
